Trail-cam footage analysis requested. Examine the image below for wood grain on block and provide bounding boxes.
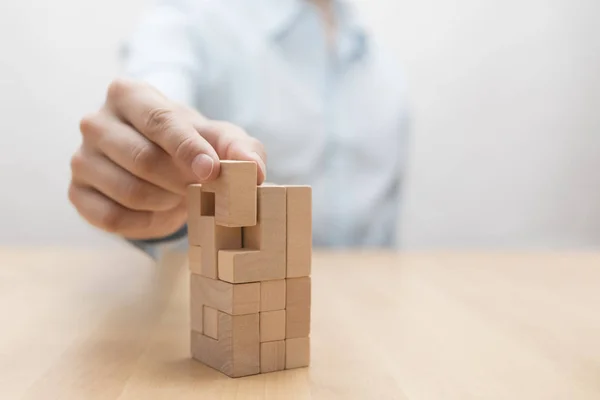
[260,279,286,312]
[190,312,260,378]
[201,161,257,227]
[190,274,259,315]
[285,306,310,339]
[286,277,311,308]
[260,340,285,373]
[260,310,286,342]
[203,306,218,340]
[285,337,310,369]
[218,250,285,283]
[285,186,312,277]
[243,185,286,252]
[190,292,202,333]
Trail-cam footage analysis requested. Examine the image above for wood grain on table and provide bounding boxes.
[0,246,599,399]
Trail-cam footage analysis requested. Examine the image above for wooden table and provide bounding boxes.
[0,246,599,399]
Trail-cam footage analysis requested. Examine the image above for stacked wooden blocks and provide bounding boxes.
[187,160,312,378]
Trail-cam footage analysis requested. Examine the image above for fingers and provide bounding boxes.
[70,147,181,212]
[79,110,194,195]
[194,120,268,184]
[104,78,220,182]
[68,183,188,239]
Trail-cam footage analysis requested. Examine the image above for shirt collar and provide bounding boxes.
[260,0,368,61]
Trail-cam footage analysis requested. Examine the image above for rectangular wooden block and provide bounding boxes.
[285,186,312,278]
[285,337,310,369]
[286,277,311,308]
[201,161,257,227]
[203,306,218,339]
[260,279,286,312]
[260,310,286,342]
[260,340,285,373]
[190,274,260,315]
[218,250,285,283]
[188,216,241,278]
[191,312,260,378]
[243,185,286,252]
[285,306,310,339]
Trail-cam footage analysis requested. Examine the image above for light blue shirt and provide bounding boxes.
[122,0,410,254]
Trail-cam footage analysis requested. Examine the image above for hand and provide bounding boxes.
[69,78,267,240]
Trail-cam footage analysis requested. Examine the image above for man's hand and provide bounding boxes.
[69,78,267,240]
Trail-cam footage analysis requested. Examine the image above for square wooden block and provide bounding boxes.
[260,310,286,342]
[260,340,285,373]
[260,279,286,312]
[285,337,310,369]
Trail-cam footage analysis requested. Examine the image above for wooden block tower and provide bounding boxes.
[187,160,312,377]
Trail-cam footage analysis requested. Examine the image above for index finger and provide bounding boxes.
[105,78,220,182]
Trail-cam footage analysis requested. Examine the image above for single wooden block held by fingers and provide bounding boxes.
[190,274,260,315]
[260,340,285,373]
[286,186,312,278]
[201,161,257,227]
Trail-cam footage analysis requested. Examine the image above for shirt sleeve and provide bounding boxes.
[117,0,205,256]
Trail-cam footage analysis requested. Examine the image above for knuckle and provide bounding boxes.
[70,150,85,174]
[99,204,123,233]
[79,112,103,139]
[120,179,147,206]
[106,78,133,102]
[174,135,198,163]
[131,144,159,174]
[144,107,175,136]
[67,183,78,206]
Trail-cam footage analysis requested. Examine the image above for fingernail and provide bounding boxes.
[250,152,267,181]
[192,154,214,180]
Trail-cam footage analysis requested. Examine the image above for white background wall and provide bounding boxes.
[0,0,599,250]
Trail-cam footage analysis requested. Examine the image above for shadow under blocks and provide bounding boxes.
[187,161,312,378]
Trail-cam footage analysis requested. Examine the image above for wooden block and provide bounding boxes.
[188,216,241,277]
[201,161,257,227]
[260,340,285,373]
[285,186,312,278]
[190,274,260,315]
[285,306,310,339]
[260,279,286,312]
[203,306,218,339]
[260,310,286,342]
[286,277,311,308]
[218,250,285,283]
[285,270,311,339]
[191,312,260,378]
[190,292,202,333]
[285,337,310,369]
[243,185,286,252]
